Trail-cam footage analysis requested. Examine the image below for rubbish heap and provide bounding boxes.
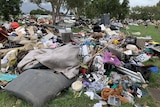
[0,17,159,107]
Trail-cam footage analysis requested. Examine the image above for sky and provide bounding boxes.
[21,0,160,13]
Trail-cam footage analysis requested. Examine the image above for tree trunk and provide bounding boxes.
[52,10,56,24]
[51,1,56,25]
[51,0,62,25]
[56,0,60,20]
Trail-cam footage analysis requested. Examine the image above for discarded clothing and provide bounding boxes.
[101,86,129,103]
[18,44,80,79]
[0,74,18,82]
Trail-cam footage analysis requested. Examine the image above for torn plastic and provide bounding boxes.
[84,91,101,100]
[107,95,121,106]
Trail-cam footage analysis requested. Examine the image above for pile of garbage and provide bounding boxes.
[0,18,160,107]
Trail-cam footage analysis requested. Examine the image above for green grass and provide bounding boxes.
[46,89,98,107]
[0,91,31,107]
[0,89,98,107]
[121,25,160,42]
[135,95,158,107]
[143,58,160,88]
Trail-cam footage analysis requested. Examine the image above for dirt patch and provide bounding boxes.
[147,87,160,105]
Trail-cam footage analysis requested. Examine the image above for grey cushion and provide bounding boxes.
[5,69,76,107]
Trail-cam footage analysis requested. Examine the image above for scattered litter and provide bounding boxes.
[107,95,121,106]
[136,53,151,62]
[0,15,159,107]
[132,32,141,35]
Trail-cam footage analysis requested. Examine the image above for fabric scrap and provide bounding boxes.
[0,74,18,82]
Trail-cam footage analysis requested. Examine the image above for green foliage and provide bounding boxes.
[65,0,85,9]
[64,0,90,16]
[0,0,22,21]
[106,0,121,18]
[30,0,130,21]
[156,1,160,7]
[130,5,160,20]
[119,0,130,19]
[84,0,129,20]
[30,9,50,15]
[85,0,100,18]
[30,0,62,24]
[30,0,45,5]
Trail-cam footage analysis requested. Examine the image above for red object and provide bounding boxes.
[81,68,87,74]
[11,22,20,29]
[0,28,8,41]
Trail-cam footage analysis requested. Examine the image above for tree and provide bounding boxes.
[0,0,22,21]
[105,0,121,18]
[129,1,160,20]
[85,0,105,19]
[30,0,87,24]
[30,0,63,24]
[30,9,50,15]
[64,0,88,16]
[130,6,143,20]
[155,1,160,20]
[118,0,130,19]
[30,0,130,23]
[85,3,97,18]
[156,1,160,7]
[84,0,130,20]
[130,6,160,20]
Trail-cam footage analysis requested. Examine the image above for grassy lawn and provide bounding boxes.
[0,25,160,107]
[0,89,98,107]
[122,25,160,42]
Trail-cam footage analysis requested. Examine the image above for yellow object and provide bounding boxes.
[112,40,120,45]
[149,41,159,45]
[74,91,79,98]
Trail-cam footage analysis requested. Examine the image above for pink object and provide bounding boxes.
[102,52,121,66]
[51,43,57,48]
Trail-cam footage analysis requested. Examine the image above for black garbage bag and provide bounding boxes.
[93,25,101,32]
[124,63,151,80]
